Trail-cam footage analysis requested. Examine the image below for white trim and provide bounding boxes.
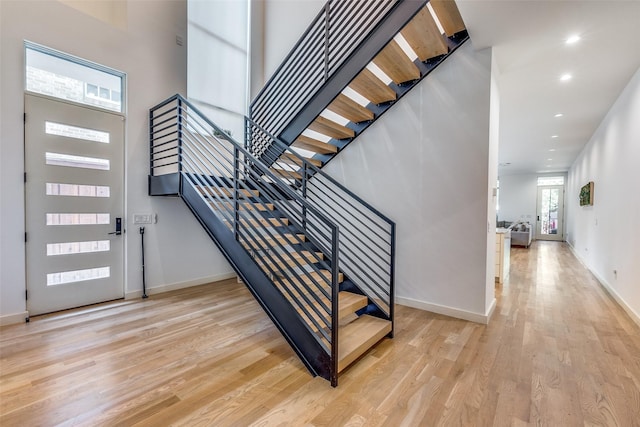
[0,311,29,326]
[125,272,237,299]
[568,243,640,327]
[397,296,496,324]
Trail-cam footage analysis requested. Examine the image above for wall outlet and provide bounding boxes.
[133,213,153,224]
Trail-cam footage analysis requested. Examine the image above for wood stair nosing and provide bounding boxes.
[271,167,302,180]
[257,249,323,271]
[292,135,339,155]
[209,200,275,212]
[198,186,259,199]
[401,7,449,62]
[326,94,374,124]
[242,233,307,249]
[297,291,368,333]
[278,270,344,288]
[308,116,355,140]
[237,217,289,228]
[372,39,421,84]
[429,0,466,37]
[338,314,392,372]
[349,68,397,105]
[277,153,323,168]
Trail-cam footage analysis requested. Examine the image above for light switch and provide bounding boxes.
[133,214,153,224]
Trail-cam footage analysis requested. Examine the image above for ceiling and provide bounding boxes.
[456,0,640,176]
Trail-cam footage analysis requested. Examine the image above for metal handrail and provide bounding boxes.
[245,116,395,316]
[150,95,342,355]
[249,0,399,153]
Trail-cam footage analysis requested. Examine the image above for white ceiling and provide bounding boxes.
[456,0,640,176]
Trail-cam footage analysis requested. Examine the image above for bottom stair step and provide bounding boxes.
[338,314,391,373]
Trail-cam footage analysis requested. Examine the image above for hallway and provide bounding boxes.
[1,241,639,425]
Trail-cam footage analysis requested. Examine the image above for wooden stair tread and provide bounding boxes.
[236,217,288,228]
[277,153,323,168]
[198,186,259,199]
[279,270,344,286]
[308,116,355,140]
[298,291,368,333]
[338,314,391,372]
[243,233,307,248]
[257,250,323,270]
[338,292,368,320]
[401,7,449,61]
[209,201,274,211]
[271,168,302,180]
[373,39,420,84]
[430,0,466,37]
[292,136,339,155]
[349,68,397,105]
[326,94,374,123]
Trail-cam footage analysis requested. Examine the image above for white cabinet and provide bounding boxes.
[495,228,511,284]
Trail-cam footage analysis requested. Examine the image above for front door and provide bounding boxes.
[25,93,125,315]
[536,185,564,241]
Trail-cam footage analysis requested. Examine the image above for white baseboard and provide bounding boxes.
[397,296,495,324]
[567,243,640,327]
[0,311,29,326]
[125,272,237,299]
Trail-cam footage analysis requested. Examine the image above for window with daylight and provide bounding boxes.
[25,43,125,113]
[537,176,564,186]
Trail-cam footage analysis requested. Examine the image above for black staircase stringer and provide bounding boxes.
[178,175,332,381]
[257,0,429,167]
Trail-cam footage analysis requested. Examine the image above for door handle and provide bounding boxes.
[537,216,540,221]
[108,217,122,235]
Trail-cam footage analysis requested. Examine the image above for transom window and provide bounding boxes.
[537,176,564,186]
[25,43,125,113]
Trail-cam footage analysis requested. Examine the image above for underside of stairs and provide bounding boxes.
[249,0,468,179]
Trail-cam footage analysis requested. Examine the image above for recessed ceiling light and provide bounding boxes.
[566,35,581,44]
[555,113,564,118]
[546,165,552,168]
[549,149,556,152]
[560,74,572,81]
[551,135,559,139]
[547,158,553,161]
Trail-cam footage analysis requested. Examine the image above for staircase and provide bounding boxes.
[149,96,395,387]
[249,0,468,173]
[148,0,467,387]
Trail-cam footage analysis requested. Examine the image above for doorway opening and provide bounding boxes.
[536,176,564,241]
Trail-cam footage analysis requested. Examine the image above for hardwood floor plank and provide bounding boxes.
[2,243,640,425]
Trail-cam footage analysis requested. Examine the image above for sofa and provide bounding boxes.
[507,221,533,248]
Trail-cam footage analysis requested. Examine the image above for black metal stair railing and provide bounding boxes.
[149,95,343,385]
[249,0,400,154]
[246,118,395,321]
[249,0,432,159]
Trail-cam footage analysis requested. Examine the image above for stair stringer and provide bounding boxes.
[179,175,332,381]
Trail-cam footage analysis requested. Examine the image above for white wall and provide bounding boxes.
[188,0,249,138]
[260,0,324,85]
[498,174,538,223]
[322,42,495,322]
[0,0,233,324]
[567,65,640,323]
[486,54,500,312]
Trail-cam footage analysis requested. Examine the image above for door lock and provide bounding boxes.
[108,217,122,235]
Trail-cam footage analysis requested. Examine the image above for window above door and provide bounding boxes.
[25,42,125,113]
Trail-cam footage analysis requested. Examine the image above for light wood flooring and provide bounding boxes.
[2,241,640,426]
